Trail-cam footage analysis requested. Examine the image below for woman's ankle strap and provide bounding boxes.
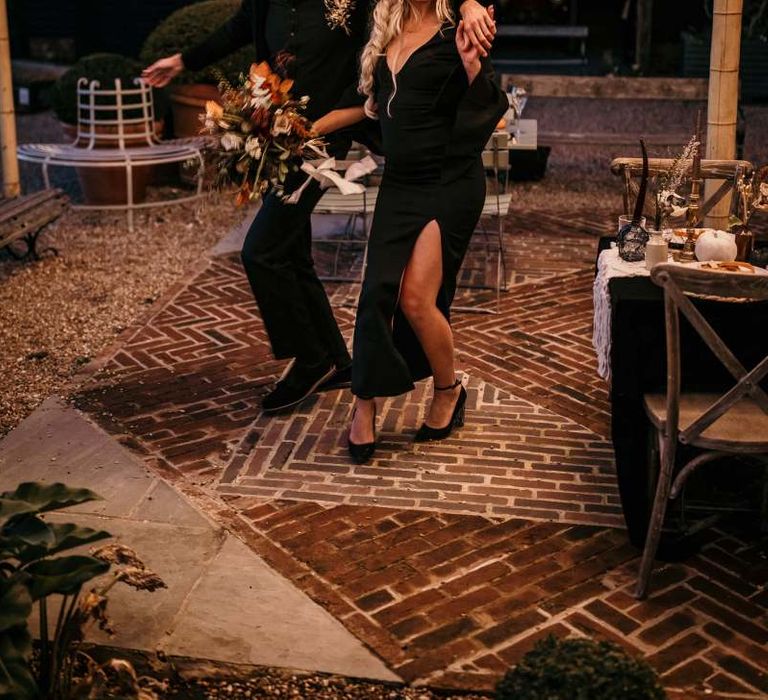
[434,378,462,391]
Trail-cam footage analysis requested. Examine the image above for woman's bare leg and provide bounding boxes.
[400,221,461,428]
[350,397,376,444]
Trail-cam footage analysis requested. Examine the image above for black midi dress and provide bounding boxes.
[351,24,508,398]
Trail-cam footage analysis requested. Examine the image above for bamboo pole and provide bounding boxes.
[705,0,743,229]
[0,0,19,198]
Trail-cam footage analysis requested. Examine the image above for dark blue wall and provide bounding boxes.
[9,0,201,59]
[74,1,200,58]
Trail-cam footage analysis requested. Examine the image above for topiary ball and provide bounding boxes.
[51,53,166,126]
[496,636,667,700]
[140,0,256,86]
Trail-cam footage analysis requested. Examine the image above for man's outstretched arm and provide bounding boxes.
[143,0,253,88]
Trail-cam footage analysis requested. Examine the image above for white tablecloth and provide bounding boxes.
[592,247,653,381]
[593,247,768,381]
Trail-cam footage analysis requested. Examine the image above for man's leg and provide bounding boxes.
[294,217,351,369]
[240,175,349,410]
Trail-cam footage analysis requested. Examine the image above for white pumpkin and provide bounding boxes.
[694,229,737,262]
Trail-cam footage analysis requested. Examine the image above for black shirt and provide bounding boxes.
[264,0,290,57]
[182,0,369,121]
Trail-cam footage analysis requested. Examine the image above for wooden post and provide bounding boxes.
[705,0,743,229]
[634,0,654,74]
[0,0,20,198]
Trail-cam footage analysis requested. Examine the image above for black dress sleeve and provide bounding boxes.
[426,29,469,115]
[447,56,509,158]
[181,0,254,72]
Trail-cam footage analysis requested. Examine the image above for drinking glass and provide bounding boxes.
[617,215,646,234]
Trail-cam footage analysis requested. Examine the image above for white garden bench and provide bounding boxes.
[17,78,209,232]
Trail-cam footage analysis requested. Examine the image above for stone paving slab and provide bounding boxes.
[0,398,399,682]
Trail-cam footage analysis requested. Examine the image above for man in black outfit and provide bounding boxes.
[144,0,496,412]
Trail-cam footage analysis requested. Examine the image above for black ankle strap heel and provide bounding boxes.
[434,378,462,392]
[414,378,467,443]
[348,404,377,464]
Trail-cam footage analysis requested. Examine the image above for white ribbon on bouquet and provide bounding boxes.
[284,155,378,204]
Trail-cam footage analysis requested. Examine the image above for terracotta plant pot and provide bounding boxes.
[61,121,163,205]
[169,83,221,138]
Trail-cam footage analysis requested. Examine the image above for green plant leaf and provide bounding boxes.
[1,516,54,549]
[16,524,112,565]
[0,638,38,700]
[0,484,102,516]
[25,556,109,599]
[0,499,37,526]
[0,581,33,633]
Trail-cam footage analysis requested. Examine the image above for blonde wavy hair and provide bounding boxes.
[358,0,454,118]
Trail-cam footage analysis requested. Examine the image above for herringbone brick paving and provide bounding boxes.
[74,206,768,698]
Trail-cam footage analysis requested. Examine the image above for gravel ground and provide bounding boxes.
[88,650,493,700]
[167,673,490,700]
[0,112,245,436]
[0,200,243,435]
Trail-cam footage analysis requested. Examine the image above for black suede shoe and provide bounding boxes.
[262,359,336,413]
[318,363,352,391]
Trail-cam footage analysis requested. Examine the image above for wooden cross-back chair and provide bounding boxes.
[610,158,754,225]
[637,264,768,598]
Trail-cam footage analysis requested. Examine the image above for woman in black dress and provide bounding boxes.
[347,0,507,462]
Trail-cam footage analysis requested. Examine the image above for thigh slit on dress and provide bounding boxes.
[350,26,508,400]
[352,182,465,398]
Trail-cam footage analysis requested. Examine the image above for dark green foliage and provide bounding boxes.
[0,482,111,699]
[496,636,668,700]
[50,53,166,126]
[140,0,256,85]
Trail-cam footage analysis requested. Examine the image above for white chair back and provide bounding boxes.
[75,77,158,150]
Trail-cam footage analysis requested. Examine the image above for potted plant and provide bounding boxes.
[50,53,166,205]
[496,636,668,700]
[140,0,255,138]
[683,0,768,100]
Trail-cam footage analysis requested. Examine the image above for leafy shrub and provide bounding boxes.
[140,0,256,85]
[51,53,166,126]
[496,636,667,700]
[0,482,165,700]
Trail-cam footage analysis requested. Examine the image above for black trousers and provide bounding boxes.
[240,148,351,369]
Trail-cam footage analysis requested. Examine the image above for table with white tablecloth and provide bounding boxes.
[592,241,768,546]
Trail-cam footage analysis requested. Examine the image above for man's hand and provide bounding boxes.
[141,54,185,88]
[458,0,496,58]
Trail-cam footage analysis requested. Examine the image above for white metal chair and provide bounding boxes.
[313,183,379,283]
[454,131,513,314]
[18,77,208,232]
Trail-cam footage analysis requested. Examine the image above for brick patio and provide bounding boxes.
[74,208,768,699]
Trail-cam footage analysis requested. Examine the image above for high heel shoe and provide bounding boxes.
[348,403,377,464]
[414,378,466,443]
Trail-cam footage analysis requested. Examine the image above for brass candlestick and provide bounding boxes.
[676,228,698,262]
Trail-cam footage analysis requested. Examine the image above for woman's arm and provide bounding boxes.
[312,107,367,137]
[457,0,496,58]
[456,15,486,84]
